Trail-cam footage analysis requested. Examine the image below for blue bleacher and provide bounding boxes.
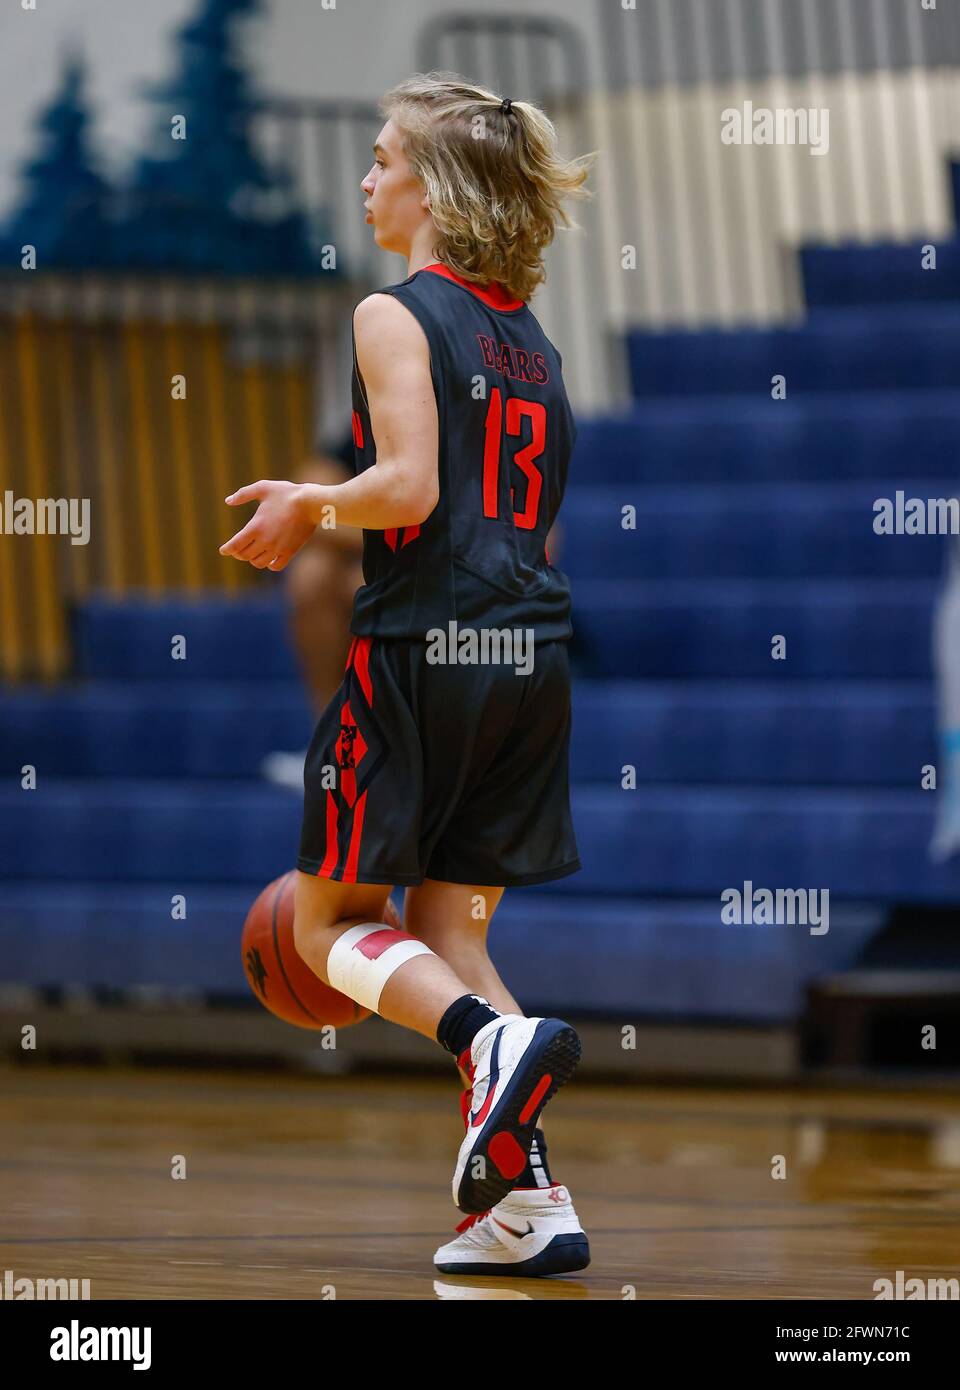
[5,195,960,1028]
[800,241,960,308]
[799,164,960,309]
[572,578,937,679]
[1,779,957,902]
[0,679,935,786]
[571,393,960,486]
[0,882,883,1024]
[626,307,960,397]
[562,482,949,580]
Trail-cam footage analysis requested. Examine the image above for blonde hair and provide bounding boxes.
[380,71,594,303]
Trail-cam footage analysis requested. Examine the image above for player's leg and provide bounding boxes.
[403,878,517,1016]
[402,877,516,1107]
[402,877,588,1275]
[404,874,561,1162]
[293,868,580,1213]
[295,637,581,1213]
[401,879,546,1136]
[293,868,484,1041]
[402,879,518,1102]
[411,638,585,1232]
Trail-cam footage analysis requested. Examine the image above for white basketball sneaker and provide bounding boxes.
[453,1014,581,1214]
[434,1183,590,1277]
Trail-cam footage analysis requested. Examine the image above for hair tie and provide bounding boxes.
[500,98,513,116]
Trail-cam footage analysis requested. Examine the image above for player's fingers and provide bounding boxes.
[221,540,259,562]
[267,553,291,572]
[248,547,276,569]
[219,521,259,557]
[225,481,266,506]
[235,536,267,560]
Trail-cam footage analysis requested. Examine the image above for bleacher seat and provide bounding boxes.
[562,482,949,580]
[3,779,959,902]
[571,392,960,486]
[0,882,884,1024]
[1,679,935,787]
[572,578,937,679]
[801,241,960,309]
[7,190,960,1027]
[627,306,960,397]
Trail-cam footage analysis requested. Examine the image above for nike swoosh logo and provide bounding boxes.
[494,1217,533,1238]
[469,1027,503,1127]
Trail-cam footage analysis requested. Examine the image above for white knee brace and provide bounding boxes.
[326,923,435,1013]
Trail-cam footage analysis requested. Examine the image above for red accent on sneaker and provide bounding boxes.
[519,1074,552,1124]
[454,1210,489,1234]
[488,1131,526,1178]
[457,1047,475,1082]
[459,1087,472,1132]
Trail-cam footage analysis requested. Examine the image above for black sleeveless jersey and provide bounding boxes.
[347,262,576,642]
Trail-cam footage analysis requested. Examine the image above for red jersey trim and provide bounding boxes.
[421,261,524,311]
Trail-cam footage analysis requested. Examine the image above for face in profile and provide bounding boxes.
[361,117,431,255]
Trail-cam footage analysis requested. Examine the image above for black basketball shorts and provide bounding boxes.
[297,635,581,888]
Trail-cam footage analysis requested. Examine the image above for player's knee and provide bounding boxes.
[290,884,340,973]
[292,905,337,981]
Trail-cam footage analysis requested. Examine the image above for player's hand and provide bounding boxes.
[219,480,317,571]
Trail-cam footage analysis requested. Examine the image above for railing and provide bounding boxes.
[6,0,960,680]
[592,0,960,333]
[416,13,621,417]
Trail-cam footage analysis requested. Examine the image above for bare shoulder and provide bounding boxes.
[353,293,428,359]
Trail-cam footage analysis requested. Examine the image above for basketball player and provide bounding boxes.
[220,73,594,1277]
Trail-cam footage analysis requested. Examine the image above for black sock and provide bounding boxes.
[518,1128,553,1189]
[437,994,500,1058]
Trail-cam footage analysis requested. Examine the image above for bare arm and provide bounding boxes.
[302,294,439,529]
[295,456,363,554]
[219,294,439,570]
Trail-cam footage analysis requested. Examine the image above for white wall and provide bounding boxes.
[0,0,602,220]
[4,1,960,418]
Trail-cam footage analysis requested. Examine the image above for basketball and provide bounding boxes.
[241,870,375,1030]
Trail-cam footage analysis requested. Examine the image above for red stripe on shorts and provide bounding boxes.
[342,789,367,882]
[352,636,373,705]
[319,790,339,877]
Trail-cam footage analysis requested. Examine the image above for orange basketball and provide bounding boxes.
[241,871,372,1030]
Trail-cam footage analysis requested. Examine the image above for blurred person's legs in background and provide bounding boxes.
[262,447,364,789]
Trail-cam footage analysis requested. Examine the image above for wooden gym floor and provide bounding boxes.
[1,1063,958,1300]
